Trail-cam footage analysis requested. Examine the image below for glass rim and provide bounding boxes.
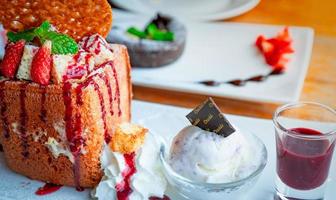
[273,101,336,139]
[159,131,268,188]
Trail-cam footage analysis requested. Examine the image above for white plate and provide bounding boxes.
[110,0,260,21]
[125,20,314,103]
[0,100,335,200]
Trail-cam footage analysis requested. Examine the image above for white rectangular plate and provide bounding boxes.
[0,101,334,200]
[128,21,314,103]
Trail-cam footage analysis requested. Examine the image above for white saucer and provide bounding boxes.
[110,0,260,21]
[1,101,335,199]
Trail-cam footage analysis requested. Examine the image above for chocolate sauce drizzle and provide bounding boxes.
[197,68,284,87]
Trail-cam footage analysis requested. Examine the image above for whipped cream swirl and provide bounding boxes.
[92,133,167,200]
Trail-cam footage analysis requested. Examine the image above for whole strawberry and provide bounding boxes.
[31,40,52,85]
[0,40,25,78]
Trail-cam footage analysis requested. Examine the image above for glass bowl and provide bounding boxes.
[159,131,268,200]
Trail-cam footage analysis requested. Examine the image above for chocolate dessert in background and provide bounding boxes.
[107,13,186,68]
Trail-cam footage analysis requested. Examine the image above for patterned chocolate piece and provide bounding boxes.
[186,98,235,137]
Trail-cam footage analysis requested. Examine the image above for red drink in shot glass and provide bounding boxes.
[273,102,336,200]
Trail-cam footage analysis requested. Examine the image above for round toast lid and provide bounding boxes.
[0,0,113,41]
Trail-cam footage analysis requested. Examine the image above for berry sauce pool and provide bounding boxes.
[276,128,335,190]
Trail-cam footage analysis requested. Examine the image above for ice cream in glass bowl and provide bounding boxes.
[159,98,268,200]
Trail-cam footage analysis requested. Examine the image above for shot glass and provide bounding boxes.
[273,102,336,200]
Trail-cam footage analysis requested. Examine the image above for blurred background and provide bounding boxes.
[108,0,335,119]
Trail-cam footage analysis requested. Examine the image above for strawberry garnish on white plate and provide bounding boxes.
[31,40,52,85]
[0,40,25,78]
[256,27,294,71]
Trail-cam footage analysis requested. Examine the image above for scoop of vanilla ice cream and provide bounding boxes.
[169,125,260,183]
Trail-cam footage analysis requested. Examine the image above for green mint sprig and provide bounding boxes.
[7,28,36,42]
[146,23,174,41]
[43,31,79,55]
[127,27,147,39]
[126,23,174,42]
[7,21,78,55]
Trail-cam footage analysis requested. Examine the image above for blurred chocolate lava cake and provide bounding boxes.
[107,14,186,68]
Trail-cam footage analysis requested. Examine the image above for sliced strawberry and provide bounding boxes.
[31,41,52,85]
[255,27,294,69]
[256,35,266,51]
[277,27,292,43]
[0,40,25,78]
[260,40,274,54]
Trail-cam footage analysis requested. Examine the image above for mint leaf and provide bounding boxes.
[127,27,147,39]
[7,21,78,54]
[146,24,174,41]
[7,21,51,42]
[34,21,78,54]
[34,21,51,41]
[43,31,78,54]
[40,21,51,32]
[7,28,36,42]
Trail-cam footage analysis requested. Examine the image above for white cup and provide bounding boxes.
[138,0,232,16]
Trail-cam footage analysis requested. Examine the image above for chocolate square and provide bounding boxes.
[186,97,235,137]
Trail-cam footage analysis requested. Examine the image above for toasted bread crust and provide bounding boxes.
[110,124,148,154]
[0,44,132,187]
[0,81,104,187]
[110,44,132,122]
[0,0,113,41]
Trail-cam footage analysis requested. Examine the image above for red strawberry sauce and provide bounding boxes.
[111,63,121,116]
[115,153,170,200]
[40,85,47,122]
[0,80,10,139]
[63,51,93,81]
[98,72,114,116]
[19,83,29,158]
[61,61,121,189]
[35,183,62,196]
[149,196,171,200]
[116,153,137,200]
[0,37,122,194]
[276,127,335,190]
[62,82,84,191]
[81,34,111,55]
[91,79,110,143]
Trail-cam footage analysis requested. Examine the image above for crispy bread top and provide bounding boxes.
[0,0,112,41]
[110,123,148,154]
